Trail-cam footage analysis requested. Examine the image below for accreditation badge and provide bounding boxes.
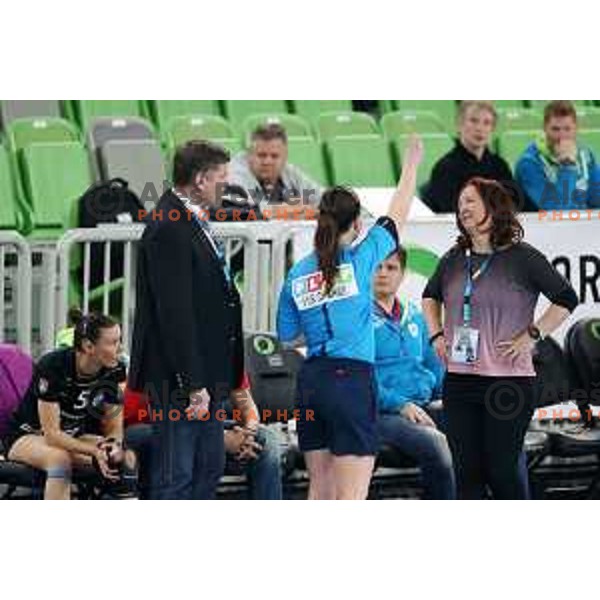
[451,326,480,365]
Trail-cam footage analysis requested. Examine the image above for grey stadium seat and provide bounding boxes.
[0,100,61,128]
[86,116,157,182]
[100,139,168,203]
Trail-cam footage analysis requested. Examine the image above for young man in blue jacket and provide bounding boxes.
[515,100,600,210]
[373,248,456,499]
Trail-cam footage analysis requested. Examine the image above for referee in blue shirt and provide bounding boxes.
[277,136,423,499]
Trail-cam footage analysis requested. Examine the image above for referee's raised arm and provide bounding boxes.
[386,134,423,233]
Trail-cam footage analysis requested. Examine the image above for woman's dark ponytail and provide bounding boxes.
[315,187,361,296]
[315,211,340,296]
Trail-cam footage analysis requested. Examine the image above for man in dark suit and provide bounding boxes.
[128,141,252,499]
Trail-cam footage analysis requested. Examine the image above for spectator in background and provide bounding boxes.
[515,100,600,210]
[373,248,455,500]
[422,101,514,213]
[230,123,322,216]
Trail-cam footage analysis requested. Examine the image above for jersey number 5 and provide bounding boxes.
[73,390,91,411]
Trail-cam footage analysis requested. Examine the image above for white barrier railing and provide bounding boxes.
[54,225,146,352]
[29,241,60,358]
[52,223,285,354]
[0,231,32,352]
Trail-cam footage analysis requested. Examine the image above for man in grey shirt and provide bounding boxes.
[229,123,322,217]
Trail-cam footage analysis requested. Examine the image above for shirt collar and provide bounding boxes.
[172,188,208,221]
[455,139,491,164]
[375,298,403,322]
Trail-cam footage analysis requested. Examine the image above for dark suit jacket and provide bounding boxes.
[128,190,244,407]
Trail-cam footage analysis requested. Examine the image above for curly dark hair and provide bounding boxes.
[456,177,524,250]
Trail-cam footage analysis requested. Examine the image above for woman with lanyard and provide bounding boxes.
[422,177,578,499]
[277,136,423,500]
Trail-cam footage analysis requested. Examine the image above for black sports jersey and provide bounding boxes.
[9,348,126,438]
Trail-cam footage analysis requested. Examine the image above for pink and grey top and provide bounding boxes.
[423,242,578,377]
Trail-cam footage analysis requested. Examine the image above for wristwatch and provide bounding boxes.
[527,324,543,341]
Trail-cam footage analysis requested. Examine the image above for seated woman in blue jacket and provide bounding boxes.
[373,248,456,500]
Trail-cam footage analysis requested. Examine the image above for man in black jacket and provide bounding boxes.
[128,141,253,499]
[421,101,516,213]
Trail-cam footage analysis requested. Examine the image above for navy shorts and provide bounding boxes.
[296,357,377,456]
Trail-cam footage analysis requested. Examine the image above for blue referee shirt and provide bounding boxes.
[277,217,398,363]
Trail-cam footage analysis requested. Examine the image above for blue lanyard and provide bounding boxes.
[191,213,232,286]
[463,249,493,327]
[174,188,232,287]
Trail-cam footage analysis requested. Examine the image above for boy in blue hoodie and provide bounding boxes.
[515,101,600,210]
[373,248,456,499]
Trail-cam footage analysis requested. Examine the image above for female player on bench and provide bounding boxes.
[3,312,136,499]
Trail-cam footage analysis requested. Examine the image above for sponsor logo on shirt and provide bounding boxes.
[292,263,359,311]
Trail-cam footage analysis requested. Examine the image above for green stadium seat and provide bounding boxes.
[19,142,92,239]
[394,101,458,132]
[287,137,329,185]
[222,101,288,127]
[378,101,396,114]
[215,138,242,155]
[291,100,353,122]
[495,108,542,133]
[576,107,600,131]
[381,110,446,137]
[578,130,600,156]
[5,118,81,228]
[0,145,19,230]
[492,100,526,109]
[327,135,396,187]
[394,133,454,189]
[7,117,79,151]
[316,111,379,141]
[148,100,222,133]
[497,130,538,170]
[69,100,143,130]
[218,138,243,155]
[165,114,237,150]
[527,100,590,110]
[241,113,312,145]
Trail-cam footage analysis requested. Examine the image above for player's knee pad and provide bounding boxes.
[46,465,72,480]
